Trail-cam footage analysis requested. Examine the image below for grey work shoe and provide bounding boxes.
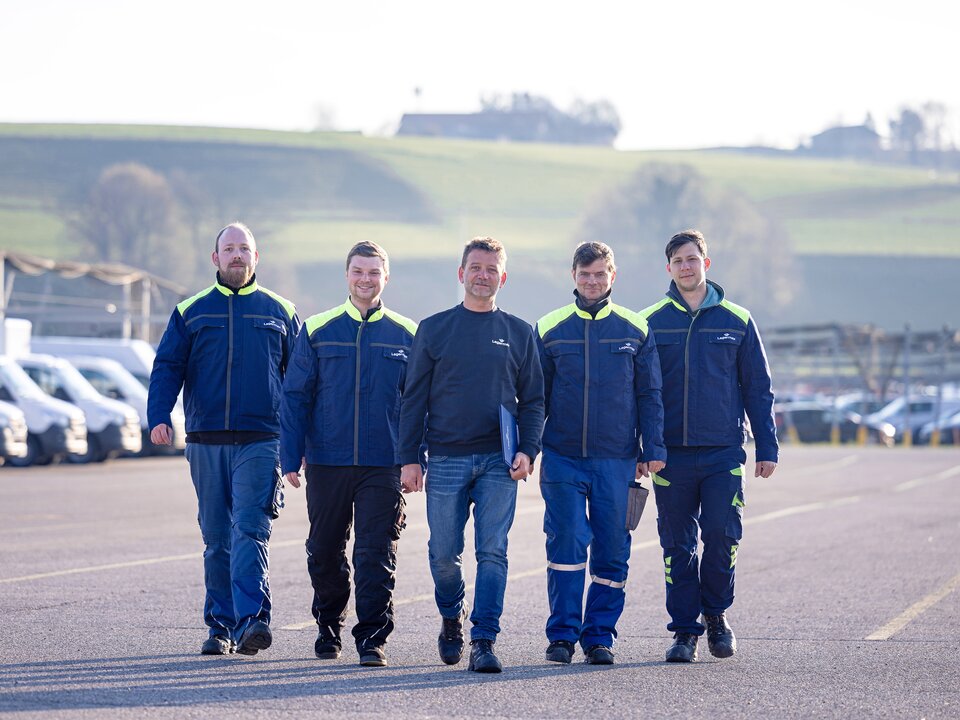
[200,635,235,655]
[236,620,272,656]
[584,645,615,665]
[704,613,737,658]
[438,608,467,665]
[665,632,699,662]
[545,639,576,664]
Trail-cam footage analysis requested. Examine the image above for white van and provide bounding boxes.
[18,354,141,462]
[68,355,186,453]
[30,338,157,387]
[0,399,29,462]
[0,356,88,466]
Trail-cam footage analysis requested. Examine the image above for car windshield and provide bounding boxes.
[53,362,104,402]
[0,362,49,400]
[80,365,146,400]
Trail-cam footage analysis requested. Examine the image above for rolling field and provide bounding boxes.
[1,123,958,327]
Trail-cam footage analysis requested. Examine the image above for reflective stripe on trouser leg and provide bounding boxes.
[581,457,634,649]
[541,452,591,644]
[699,463,744,616]
[654,453,705,636]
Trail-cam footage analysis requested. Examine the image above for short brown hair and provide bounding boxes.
[572,241,616,272]
[346,241,390,274]
[214,222,255,252]
[665,229,707,261]
[460,236,507,269]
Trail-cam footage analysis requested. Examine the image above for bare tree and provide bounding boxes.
[72,162,187,277]
[573,163,796,314]
[889,108,924,162]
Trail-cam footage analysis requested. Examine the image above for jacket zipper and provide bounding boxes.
[354,314,368,465]
[682,308,700,445]
[582,318,590,457]
[225,293,234,430]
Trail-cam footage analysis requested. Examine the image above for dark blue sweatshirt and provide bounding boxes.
[398,304,545,464]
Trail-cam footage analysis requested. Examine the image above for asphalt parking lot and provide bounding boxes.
[2,446,959,719]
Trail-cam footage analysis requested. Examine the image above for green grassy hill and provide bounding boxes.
[1,123,958,327]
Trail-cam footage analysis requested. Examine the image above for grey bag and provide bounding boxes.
[625,481,649,531]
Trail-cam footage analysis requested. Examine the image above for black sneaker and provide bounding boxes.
[200,635,235,655]
[236,620,272,656]
[704,613,737,658]
[359,646,387,667]
[545,640,576,664]
[315,633,342,660]
[584,645,615,665]
[438,608,467,665]
[665,632,699,662]
[468,639,502,673]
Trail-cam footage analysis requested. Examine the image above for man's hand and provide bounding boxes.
[755,461,777,478]
[285,470,301,489]
[150,424,172,446]
[401,463,424,493]
[637,460,666,478]
[510,452,532,481]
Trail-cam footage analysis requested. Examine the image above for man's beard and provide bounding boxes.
[220,264,253,288]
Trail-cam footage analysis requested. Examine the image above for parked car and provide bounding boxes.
[68,355,186,454]
[863,396,960,446]
[17,354,141,462]
[0,399,29,463]
[774,400,862,443]
[833,392,887,417]
[0,356,88,466]
[918,409,960,445]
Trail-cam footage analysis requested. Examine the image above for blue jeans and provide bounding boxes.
[426,451,518,641]
[185,439,280,641]
[541,453,634,649]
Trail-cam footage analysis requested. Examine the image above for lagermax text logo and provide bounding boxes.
[263,319,283,331]
[492,338,510,347]
[391,349,408,360]
[618,343,634,351]
[715,332,737,342]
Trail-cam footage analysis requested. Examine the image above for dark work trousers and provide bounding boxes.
[652,446,746,636]
[304,464,405,653]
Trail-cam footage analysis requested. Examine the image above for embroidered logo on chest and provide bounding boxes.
[714,332,738,342]
[492,338,510,348]
[391,349,408,360]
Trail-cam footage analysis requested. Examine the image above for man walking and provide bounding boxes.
[536,241,666,665]
[640,229,778,663]
[398,237,544,673]
[280,242,416,667]
[148,222,300,656]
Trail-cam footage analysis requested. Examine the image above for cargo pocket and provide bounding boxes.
[391,494,407,542]
[267,465,285,519]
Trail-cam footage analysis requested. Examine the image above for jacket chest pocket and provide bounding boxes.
[247,316,287,359]
[314,344,353,388]
[545,343,584,382]
[653,333,684,375]
[703,331,744,375]
[601,338,639,375]
[187,317,228,367]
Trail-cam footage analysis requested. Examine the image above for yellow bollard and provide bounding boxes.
[930,430,941,448]
[902,428,913,448]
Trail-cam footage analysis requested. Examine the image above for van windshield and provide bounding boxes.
[0,363,49,400]
[54,363,105,402]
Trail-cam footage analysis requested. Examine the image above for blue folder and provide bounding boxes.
[499,404,518,468]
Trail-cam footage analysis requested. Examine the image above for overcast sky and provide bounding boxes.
[1,0,956,150]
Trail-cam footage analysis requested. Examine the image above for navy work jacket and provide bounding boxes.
[639,280,778,462]
[279,298,417,473]
[148,276,300,436]
[536,301,666,462]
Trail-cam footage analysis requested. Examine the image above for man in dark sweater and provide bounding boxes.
[399,237,545,673]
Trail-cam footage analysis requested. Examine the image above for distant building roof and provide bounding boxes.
[397,110,617,146]
[809,125,881,157]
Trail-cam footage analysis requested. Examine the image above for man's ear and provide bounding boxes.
[499,271,507,289]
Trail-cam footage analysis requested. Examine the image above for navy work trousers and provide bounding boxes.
[652,445,746,635]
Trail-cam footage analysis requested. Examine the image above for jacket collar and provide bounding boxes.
[665,279,724,314]
[215,272,258,296]
[343,297,384,322]
[573,289,612,319]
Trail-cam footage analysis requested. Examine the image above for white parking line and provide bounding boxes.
[865,571,960,641]
[894,464,960,492]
